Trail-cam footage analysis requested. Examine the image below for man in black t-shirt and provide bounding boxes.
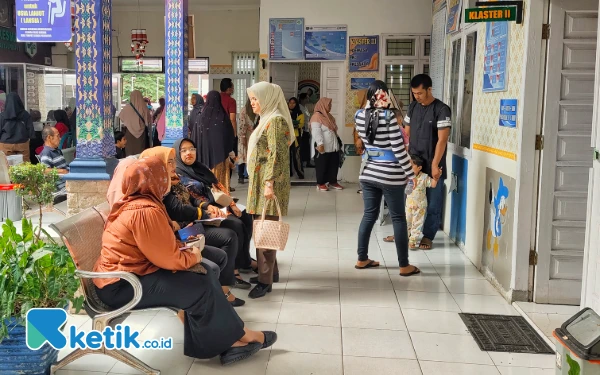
[404,74,451,249]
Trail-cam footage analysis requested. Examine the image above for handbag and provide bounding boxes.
[253,196,290,251]
[337,136,345,168]
[212,187,234,207]
[129,103,153,147]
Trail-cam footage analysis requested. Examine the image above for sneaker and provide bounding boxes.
[317,184,329,191]
[329,183,344,190]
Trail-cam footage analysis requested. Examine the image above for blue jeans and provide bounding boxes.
[423,178,445,240]
[358,181,409,267]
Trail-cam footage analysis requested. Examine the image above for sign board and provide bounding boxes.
[446,0,462,34]
[350,78,376,90]
[349,35,379,72]
[499,99,517,128]
[269,18,304,61]
[188,58,209,74]
[465,7,517,23]
[16,0,72,42]
[344,144,360,157]
[304,25,347,61]
[483,21,509,92]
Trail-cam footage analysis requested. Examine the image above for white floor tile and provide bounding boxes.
[396,291,461,312]
[235,301,282,324]
[496,366,555,375]
[109,344,193,375]
[188,350,270,375]
[60,353,117,372]
[294,246,339,259]
[452,294,519,315]
[137,315,184,344]
[392,275,449,293]
[410,332,494,365]
[339,271,394,289]
[419,361,501,375]
[340,288,400,308]
[286,270,340,288]
[442,277,500,296]
[283,286,340,305]
[515,302,580,316]
[433,264,486,279]
[488,352,555,369]
[341,305,407,331]
[402,309,470,335]
[273,323,342,355]
[291,257,339,272]
[56,371,107,375]
[266,352,343,375]
[342,328,416,359]
[278,302,341,327]
[343,357,422,375]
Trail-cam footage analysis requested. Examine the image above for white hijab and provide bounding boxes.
[246,82,296,165]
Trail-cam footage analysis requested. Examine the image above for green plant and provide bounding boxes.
[0,218,83,343]
[8,162,60,240]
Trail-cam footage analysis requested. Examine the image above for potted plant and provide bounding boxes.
[0,163,83,374]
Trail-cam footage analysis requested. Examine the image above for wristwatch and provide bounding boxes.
[265,181,273,188]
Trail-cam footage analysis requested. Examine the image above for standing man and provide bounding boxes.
[404,74,451,250]
[220,78,238,191]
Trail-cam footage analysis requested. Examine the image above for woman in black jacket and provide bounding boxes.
[0,93,34,162]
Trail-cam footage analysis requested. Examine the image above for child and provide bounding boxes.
[407,154,438,249]
[114,131,127,159]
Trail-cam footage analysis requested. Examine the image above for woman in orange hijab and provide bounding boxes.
[93,157,276,365]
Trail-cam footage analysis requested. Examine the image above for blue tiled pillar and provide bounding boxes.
[162,0,189,148]
[65,0,115,181]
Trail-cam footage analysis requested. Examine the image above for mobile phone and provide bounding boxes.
[179,246,192,251]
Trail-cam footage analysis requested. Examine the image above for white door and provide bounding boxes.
[319,62,347,180]
[534,0,597,304]
[208,74,251,114]
[270,63,299,100]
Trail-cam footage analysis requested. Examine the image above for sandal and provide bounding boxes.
[419,238,433,250]
[400,265,421,277]
[383,236,395,243]
[226,291,246,307]
[355,259,380,269]
[409,242,419,250]
[234,273,252,290]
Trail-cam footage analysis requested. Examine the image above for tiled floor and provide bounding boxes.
[46,184,557,375]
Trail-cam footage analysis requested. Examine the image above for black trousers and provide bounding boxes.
[315,151,340,185]
[95,269,245,359]
[220,213,254,270]
[300,132,312,163]
[204,227,238,287]
[201,245,227,280]
[289,144,304,177]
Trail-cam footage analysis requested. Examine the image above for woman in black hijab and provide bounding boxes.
[188,93,204,138]
[288,97,304,179]
[0,92,34,162]
[193,91,234,192]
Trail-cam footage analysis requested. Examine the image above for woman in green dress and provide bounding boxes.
[246,81,295,299]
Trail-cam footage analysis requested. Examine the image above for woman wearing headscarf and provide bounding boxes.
[52,109,71,136]
[193,91,234,192]
[354,80,419,277]
[188,93,204,140]
[245,82,294,299]
[153,97,166,123]
[288,97,304,179]
[68,97,76,132]
[94,157,276,365]
[141,146,250,304]
[174,138,256,289]
[119,90,152,156]
[0,92,34,162]
[236,99,255,185]
[311,98,343,192]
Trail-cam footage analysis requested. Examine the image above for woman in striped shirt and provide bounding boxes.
[354,80,420,277]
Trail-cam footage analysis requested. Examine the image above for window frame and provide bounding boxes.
[232,52,259,85]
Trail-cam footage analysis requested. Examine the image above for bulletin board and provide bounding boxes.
[431,6,447,99]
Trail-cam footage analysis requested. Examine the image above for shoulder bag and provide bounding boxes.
[129,103,154,148]
[253,196,290,251]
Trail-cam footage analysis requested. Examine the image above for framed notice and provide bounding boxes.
[269,18,304,61]
[349,35,379,72]
[16,0,72,42]
[483,21,509,92]
[304,25,347,61]
[431,6,447,99]
[446,0,462,34]
[499,99,517,128]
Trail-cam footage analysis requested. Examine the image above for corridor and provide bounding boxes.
[56,184,556,375]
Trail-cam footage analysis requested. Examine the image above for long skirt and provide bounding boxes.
[124,129,147,156]
[212,161,231,193]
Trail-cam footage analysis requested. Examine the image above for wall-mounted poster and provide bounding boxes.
[431,7,447,100]
[351,78,376,90]
[433,0,447,13]
[483,21,509,92]
[15,0,72,42]
[349,36,379,72]
[446,0,462,34]
[269,18,304,61]
[304,25,347,61]
[499,99,517,128]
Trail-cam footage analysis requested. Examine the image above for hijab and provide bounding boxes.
[288,97,301,121]
[174,138,219,187]
[244,99,256,123]
[53,109,71,130]
[140,146,174,167]
[310,97,337,133]
[246,82,295,163]
[119,90,151,138]
[195,90,233,169]
[3,92,27,121]
[364,88,392,144]
[189,94,204,125]
[106,157,172,229]
[106,158,137,207]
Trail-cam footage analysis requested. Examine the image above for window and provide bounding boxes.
[45,85,62,111]
[448,39,462,145]
[118,57,165,73]
[461,33,477,148]
[385,63,415,105]
[232,52,259,85]
[386,38,416,57]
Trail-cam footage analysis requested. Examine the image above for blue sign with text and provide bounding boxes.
[305,25,347,61]
[499,99,517,128]
[269,18,304,60]
[351,78,376,90]
[16,0,72,42]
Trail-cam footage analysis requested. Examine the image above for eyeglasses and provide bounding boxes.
[180,148,196,154]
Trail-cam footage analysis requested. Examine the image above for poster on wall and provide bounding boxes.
[349,36,379,72]
[269,18,304,61]
[482,168,515,292]
[15,0,72,42]
[483,21,509,92]
[499,99,517,128]
[304,25,347,61]
[431,7,447,99]
[433,0,447,13]
[351,78,376,90]
[446,0,462,34]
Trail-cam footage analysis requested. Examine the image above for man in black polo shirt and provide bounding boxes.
[404,74,451,249]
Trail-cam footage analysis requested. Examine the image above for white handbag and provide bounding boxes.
[253,197,290,251]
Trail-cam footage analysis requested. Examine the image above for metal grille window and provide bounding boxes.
[423,65,430,76]
[385,64,415,105]
[386,39,415,57]
[232,52,259,85]
[423,38,431,57]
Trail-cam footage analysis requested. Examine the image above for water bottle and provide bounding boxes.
[405,179,414,196]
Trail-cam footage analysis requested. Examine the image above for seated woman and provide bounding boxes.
[174,138,256,280]
[140,147,247,306]
[93,157,276,365]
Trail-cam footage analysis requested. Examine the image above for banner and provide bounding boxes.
[16,0,72,42]
[349,36,379,72]
[304,25,347,61]
[483,21,509,92]
[269,18,304,60]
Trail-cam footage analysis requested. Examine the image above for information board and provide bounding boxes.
[349,35,379,72]
[483,21,509,92]
[431,6,447,99]
[304,25,347,61]
[446,0,462,34]
[499,99,517,128]
[351,78,376,90]
[16,0,72,42]
[269,18,304,61]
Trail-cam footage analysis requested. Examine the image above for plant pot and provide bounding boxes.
[0,318,59,375]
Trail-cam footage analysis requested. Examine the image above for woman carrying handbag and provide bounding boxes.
[245,82,294,299]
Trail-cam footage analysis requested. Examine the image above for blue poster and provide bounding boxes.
[483,21,509,92]
[349,36,379,72]
[16,0,72,42]
[269,18,304,60]
[446,0,462,34]
[499,99,517,128]
[304,25,347,61]
[351,78,376,90]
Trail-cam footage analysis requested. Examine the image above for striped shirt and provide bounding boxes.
[355,109,415,186]
[40,145,67,191]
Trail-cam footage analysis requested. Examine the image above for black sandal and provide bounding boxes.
[226,291,245,307]
[234,274,252,289]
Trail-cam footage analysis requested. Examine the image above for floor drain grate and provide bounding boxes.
[459,313,554,354]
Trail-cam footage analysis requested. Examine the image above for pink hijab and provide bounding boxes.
[107,158,136,207]
[310,97,338,133]
[156,107,166,141]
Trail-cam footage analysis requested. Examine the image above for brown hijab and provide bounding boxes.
[106,158,136,208]
[140,146,179,183]
[310,97,337,132]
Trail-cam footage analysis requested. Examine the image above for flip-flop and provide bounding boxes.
[383,236,395,243]
[355,260,380,269]
[419,238,433,250]
[400,266,421,277]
